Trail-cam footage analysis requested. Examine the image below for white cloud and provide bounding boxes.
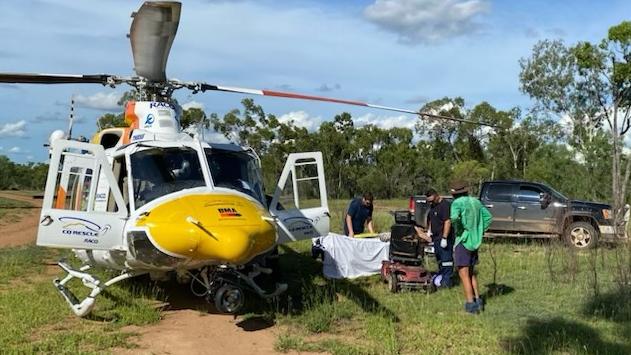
[204,131,231,144]
[8,146,21,153]
[355,113,416,130]
[0,120,27,137]
[363,0,490,44]
[278,111,323,131]
[74,92,122,111]
[405,95,429,105]
[181,101,205,110]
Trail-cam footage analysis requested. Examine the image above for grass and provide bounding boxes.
[0,196,32,221]
[0,245,163,353]
[2,198,631,354]
[272,200,631,355]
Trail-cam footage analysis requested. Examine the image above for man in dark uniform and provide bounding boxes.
[343,192,374,237]
[425,188,454,288]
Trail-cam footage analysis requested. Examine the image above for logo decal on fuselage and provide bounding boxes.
[145,114,155,126]
[286,218,315,235]
[149,101,175,109]
[59,217,111,244]
[218,207,242,218]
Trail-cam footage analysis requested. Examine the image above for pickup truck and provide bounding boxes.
[410,180,616,250]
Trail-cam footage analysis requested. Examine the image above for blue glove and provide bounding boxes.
[440,238,448,248]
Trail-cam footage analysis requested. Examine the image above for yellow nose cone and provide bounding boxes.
[135,193,276,264]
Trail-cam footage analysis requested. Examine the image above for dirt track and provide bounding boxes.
[0,192,307,355]
[118,311,286,355]
[0,192,41,248]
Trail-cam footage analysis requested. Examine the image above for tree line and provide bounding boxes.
[0,156,48,190]
[4,21,630,225]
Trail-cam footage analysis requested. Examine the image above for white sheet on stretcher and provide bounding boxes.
[313,233,390,279]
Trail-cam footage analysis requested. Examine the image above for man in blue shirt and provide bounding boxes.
[343,192,374,237]
[424,188,454,288]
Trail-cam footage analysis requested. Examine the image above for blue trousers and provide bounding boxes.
[433,238,454,287]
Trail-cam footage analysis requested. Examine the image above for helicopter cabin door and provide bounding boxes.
[37,140,128,250]
[270,152,330,243]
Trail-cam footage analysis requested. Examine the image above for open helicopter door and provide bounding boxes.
[270,152,330,243]
[38,140,128,250]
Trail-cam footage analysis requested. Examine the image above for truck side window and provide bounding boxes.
[518,185,543,203]
[486,183,513,202]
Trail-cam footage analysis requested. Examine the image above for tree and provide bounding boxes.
[180,107,207,130]
[520,22,631,226]
[209,98,311,192]
[416,97,487,164]
[97,113,128,129]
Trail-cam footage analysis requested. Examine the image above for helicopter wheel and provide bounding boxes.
[214,284,245,314]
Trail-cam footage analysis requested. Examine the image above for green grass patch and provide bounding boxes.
[273,200,631,355]
[0,197,32,209]
[0,196,34,221]
[0,246,162,353]
[0,245,50,283]
[2,199,631,354]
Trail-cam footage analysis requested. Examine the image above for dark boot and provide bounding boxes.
[464,302,479,314]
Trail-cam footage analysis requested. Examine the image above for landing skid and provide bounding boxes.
[53,261,142,317]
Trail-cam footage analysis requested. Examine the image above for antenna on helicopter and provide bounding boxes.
[67,95,75,140]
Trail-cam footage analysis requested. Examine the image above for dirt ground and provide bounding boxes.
[0,191,311,355]
[118,311,288,355]
[0,192,41,248]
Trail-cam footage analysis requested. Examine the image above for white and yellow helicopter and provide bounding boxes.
[0,1,493,317]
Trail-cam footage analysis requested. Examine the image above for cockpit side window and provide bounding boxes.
[131,147,205,209]
[204,148,265,205]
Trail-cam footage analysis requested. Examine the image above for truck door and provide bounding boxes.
[481,182,516,231]
[270,152,330,243]
[37,140,128,250]
[514,184,557,234]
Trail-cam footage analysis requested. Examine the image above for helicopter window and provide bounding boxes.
[100,131,122,149]
[50,146,129,214]
[294,161,322,209]
[107,157,128,213]
[277,171,297,210]
[131,147,205,209]
[68,167,92,211]
[51,164,93,211]
[275,158,321,210]
[204,149,265,205]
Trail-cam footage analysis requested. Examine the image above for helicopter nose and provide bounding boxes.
[134,192,277,264]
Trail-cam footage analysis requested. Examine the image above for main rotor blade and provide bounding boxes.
[129,1,181,82]
[197,84,500,128]
[0,73,113,85]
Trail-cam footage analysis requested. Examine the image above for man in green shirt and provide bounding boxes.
[449,180,493,314]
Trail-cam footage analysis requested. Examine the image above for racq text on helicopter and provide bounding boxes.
[0,1,496,317]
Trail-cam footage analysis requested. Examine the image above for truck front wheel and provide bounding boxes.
[565,221,598,250]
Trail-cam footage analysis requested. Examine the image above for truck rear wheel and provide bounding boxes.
[565,221,598,250]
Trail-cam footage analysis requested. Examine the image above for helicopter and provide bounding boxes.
[0,1,497,317]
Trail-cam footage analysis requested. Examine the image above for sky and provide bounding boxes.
[0,0,630,163]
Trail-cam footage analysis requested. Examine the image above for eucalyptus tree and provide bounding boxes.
[520,21,631,225]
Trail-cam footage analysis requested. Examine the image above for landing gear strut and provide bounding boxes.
[189,263,287,314]
[53,261,142,317]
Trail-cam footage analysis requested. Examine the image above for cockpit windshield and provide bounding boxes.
[131,147,205,208]
[205,148,265,204]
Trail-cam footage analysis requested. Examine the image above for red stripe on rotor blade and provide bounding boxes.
[261,90,369,107]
